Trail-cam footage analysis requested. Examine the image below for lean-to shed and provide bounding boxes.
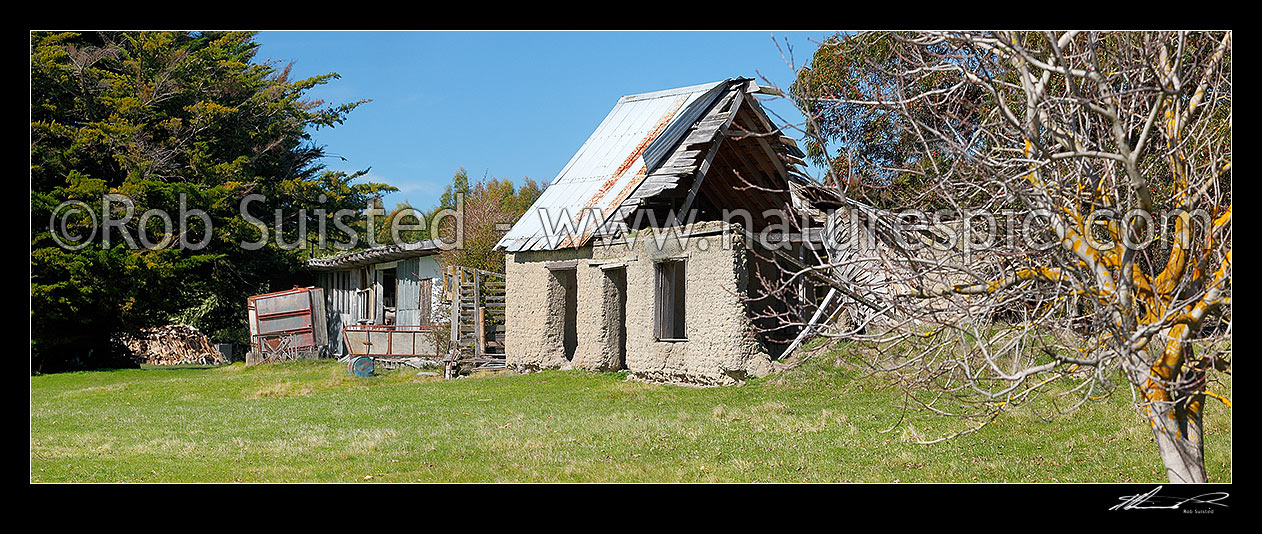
[307,240,444,357]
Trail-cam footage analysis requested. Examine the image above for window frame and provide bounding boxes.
[653,258,688,342]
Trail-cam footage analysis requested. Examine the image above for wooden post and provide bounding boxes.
[473,269,483,358]
[449,268,460,360]
[477,308,486,357]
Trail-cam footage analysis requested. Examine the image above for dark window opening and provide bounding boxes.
[654,260,687,341]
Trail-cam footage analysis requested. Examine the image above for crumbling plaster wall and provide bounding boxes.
[504,222,773,385]
[504,246,591,371]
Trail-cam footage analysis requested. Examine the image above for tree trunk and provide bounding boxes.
[1145,397,1207,483]
[1141,346,1209,483]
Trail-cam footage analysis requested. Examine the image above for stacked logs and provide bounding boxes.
[120,324,227,366]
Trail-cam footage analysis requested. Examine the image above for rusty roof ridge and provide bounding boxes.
[619,77,747,103]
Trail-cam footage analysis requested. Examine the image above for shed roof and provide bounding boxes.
[306,239,441,270]
[496,78,805,253]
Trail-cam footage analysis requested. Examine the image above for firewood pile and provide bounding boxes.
[120,324,227,366]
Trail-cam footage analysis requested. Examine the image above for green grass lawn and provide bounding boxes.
[30,352,1231,482]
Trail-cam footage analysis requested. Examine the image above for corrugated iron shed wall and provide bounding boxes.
[395,255,442,327]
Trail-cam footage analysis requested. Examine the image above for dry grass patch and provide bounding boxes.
[246,381,312,399]
[59,383,129,397]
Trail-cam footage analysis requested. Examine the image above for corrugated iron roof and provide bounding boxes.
[496,79,745,252]
[306,239,441,270]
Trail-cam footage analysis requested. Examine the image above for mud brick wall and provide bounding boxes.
[504,222,773,385]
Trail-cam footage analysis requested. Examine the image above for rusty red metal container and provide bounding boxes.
[246,286,329,358]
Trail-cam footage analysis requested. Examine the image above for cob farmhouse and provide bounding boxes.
[495,78,831,385]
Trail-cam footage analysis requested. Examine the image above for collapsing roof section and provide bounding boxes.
[495,78,811,253]
[307,239,441,270]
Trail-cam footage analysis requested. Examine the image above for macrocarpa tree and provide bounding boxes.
[784,31,1230,482]
[31,31,393,371]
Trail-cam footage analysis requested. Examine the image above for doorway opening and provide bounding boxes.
[549,267,578,362]
[381,267,398,325]
[604,266,628,370]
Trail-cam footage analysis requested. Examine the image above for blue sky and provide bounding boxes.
[254,30,836,209]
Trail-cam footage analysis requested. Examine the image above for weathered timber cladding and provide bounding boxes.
[313,252,442,355]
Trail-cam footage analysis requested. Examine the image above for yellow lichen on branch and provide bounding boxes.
[1204,390,1232,408]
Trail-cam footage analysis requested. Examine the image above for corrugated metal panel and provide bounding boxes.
[246,287,326,354]
[643,82,729,172]
[496,79,743,252]
[307,240,440,270]
[617,88,743,212]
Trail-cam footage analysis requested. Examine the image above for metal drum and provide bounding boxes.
[348,356,375,377]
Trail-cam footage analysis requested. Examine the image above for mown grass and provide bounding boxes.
[30,352,1230,482]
